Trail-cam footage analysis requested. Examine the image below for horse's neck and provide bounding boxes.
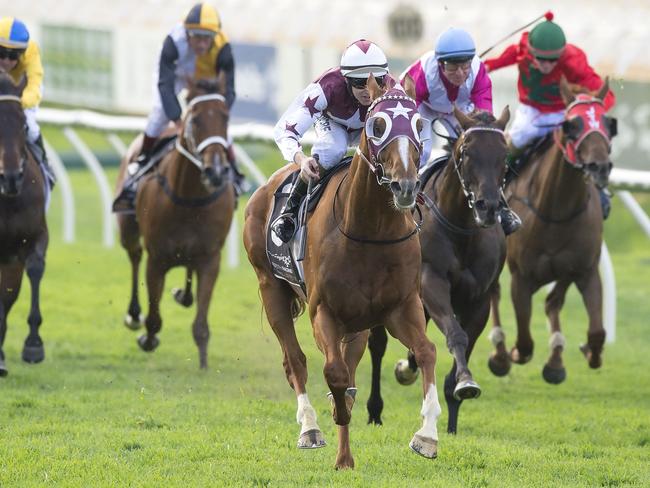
[162,141,203,196]
[530,143,589,217]
[340,143,408,238]
[435,160,475,229]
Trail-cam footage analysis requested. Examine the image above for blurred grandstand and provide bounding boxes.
[2,0,649,167]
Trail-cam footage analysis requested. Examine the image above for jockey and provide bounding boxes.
[115,3,242,212]
[402,28,520,235]
[271,39,395,243]
[484,13,616,218]
[0,17,55,189]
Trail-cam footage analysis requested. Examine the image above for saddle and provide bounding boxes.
[266,157,352,298]
[505,134,554,185]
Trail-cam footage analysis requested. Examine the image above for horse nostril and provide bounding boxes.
[390,181,401,194]
[474,199,487,211]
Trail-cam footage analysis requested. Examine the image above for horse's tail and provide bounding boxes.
[290,297,306,320]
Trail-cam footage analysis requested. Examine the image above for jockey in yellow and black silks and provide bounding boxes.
[113,3,242,212]
[0,17,55,192]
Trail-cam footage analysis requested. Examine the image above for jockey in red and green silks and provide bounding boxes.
[0,17,55,194]
[484,13,615,151]
[401,28,493,167]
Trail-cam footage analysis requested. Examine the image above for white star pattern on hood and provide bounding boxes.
[386,102,412,119]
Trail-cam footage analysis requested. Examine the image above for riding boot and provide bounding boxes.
[114,135,158,213]
[28,134,56,189]
[499,203,522,235]
[271,176,309,243]
[504,145,525,186]
[599,187,612,220]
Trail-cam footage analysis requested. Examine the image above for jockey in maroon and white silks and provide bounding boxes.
[271,39,395,243]
[401,28,493,166]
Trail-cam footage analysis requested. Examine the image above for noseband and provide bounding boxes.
[450,126,506,209]
[175,93,229,169]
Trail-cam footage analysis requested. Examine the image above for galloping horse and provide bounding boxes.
[366,106,511,434]
[488,78,615,383]
[0,72,49,375]
[115,76,236,369]
[244,79,442,469]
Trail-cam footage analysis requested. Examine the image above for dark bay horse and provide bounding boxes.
[244,79,442,469]
[366,106,511,434]
[115,76,236,369]
[0,73,49,375]
[488,78,615,384]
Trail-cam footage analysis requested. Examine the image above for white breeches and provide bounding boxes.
[24,107,40,142]
[311,116,360,170]
[509,103,564,149]
[144,78,186,138]
[416,104,462,167]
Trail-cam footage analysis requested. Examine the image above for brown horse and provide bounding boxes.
[115,76,236,369]
[0,73,49,375]
[366,107,511,434]
[488,78,615,384]
[244,78,442,469]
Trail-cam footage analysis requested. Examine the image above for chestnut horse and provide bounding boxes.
[366,107,511,434]
[115,77,235,369]
[488,78,615,383]
[244,79,442,469]
[0,73,49,375]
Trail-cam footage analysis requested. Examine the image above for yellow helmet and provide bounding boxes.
[184,3,221,36]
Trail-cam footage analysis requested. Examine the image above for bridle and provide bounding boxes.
[0,95,27,177]
[175,93,229,170]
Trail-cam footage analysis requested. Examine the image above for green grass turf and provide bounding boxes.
[0,147,649,486]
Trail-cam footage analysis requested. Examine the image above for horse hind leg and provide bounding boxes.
[0,264,24,376]
[487,280,512,376]
[510,274,535,364]
[542,279,571,384]
[22,236,48,364]
[138,257,166,353]
[367,326,388,425]
[192,257,220,369]
[120,216,144,330]
[576,268,606,369]
[172,267,194,308]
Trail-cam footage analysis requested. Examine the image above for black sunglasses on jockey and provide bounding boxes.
[0,47,23,61]
[348,75,385,89]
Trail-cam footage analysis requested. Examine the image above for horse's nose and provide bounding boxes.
[390,179,420,200]
[474,198,500,226]
[0,169,24,196]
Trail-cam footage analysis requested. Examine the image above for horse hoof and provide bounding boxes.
[453,379,482,400]
[0,360,7,377]
[22,345,45,364]
[297,429,326,449]
[488,354,511,377]
[367,416,383,426]
[124,313,144,331]
[542,364,566,384]
[137,334,160,352]
[511,347,533,365]
[580,344,602,369]
[409,434,438,459]
[394,358,419,385]
[172,288,193,308]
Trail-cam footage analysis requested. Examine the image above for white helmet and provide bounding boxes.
[340,39,389,79]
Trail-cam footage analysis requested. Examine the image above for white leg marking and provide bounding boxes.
[488,326,506,347]
[296,393,320,435]
[415,383,442,441]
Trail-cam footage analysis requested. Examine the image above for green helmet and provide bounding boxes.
[529,20,566,59]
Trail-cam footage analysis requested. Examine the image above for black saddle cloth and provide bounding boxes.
[265,157,352,298]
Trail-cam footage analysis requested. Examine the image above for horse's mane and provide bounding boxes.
[194,78,222,94]
[0,72,18,96]
[468,110,497,126]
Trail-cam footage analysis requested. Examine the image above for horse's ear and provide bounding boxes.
[367,74,382,100]
[595,76,609,102]
[495,105,510,130]
[216,71,226,95]
[402,73,416,100]
[559,76,575,106]
[453,106,474,130]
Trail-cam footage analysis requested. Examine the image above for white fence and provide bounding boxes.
[37,108,650,344]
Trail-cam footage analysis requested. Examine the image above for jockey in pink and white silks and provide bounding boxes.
[401,28,521,234]
[271,39,396,243]
[401,28,493,167]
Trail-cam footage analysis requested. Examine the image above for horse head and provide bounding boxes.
[559,76,615,189]
[452,106,510,227]
[0,72,28,197]
[362,75,423,210]
[182,73,230,191]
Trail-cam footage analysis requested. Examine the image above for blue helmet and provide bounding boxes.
[434,28,476,62]
[0,17,30,50]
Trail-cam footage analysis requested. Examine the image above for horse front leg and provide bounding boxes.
[576,267,606,369]
[487,280,512,376]
[138,255,167,352]
[385,294,440,460]
[542,279,571,384]
[510,272,535,364]
[0,264,23,376]
[192,255,220,369]
[366,326,388,425]
[22,232,48,364]
[312,304,354,469]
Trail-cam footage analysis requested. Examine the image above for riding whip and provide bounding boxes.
[479,11,554,58]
